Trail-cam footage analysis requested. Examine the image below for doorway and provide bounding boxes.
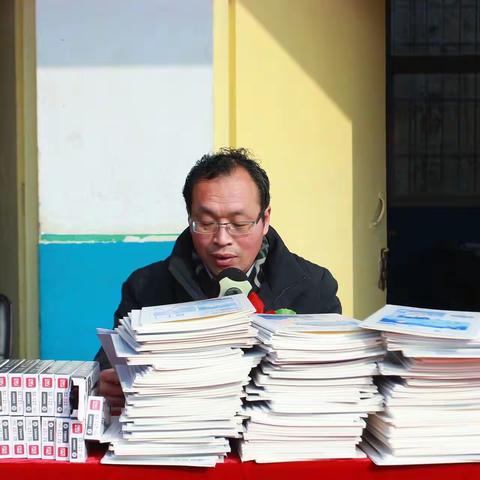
[387,0,480,311]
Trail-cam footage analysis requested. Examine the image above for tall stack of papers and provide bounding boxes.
[238,314,384,463]
[359,304,480,465]
[100,294,261,467]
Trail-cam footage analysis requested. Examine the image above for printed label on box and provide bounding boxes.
[41,417,56,460]
[55,418,70,461]
[25,417,41,459]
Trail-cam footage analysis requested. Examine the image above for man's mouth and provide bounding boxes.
[211,253,237,268]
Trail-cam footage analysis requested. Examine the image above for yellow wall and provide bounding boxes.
[15,0,39,357]
[214,0,386,318]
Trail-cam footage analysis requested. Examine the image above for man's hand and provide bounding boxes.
[99,368,125,413]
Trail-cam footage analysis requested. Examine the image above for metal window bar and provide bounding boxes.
[392,0,480,55]
[389,0,480,206]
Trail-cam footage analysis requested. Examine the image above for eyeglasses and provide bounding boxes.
[190,212,263,236]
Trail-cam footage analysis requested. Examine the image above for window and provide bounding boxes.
[388,0,480,206]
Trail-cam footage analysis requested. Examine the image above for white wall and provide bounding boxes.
[36,0,213,234]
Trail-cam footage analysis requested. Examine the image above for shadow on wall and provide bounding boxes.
[237,0,386,317]
[238,0,386,212]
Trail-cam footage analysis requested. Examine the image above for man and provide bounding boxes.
[96,148,341,408]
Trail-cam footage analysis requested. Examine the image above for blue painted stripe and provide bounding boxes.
[39,241,175,360]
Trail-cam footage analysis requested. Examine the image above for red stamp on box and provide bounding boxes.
[57,378,68,389]
[26,377,36,388]
[14,445,25,455]
[42,378,52,388]
[0,377,5,388]
[72,423,83,434]
[57,447,68,458]
[89,399,100,410]
[43,446,54,456]
[11,377,21,388]
[29,445,39,455]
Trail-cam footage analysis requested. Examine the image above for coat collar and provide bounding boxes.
[260,227,308,308]
[168,228,206,300]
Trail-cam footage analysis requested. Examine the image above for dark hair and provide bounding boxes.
[182,148,270,216]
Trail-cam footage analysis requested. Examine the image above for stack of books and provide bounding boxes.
[360,304,480,465]
[100,294,261,467]
[238,314,384,463]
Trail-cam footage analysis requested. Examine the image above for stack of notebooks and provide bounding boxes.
[238,314,384,463]
[359,304,480,465]
[99,294,262,467]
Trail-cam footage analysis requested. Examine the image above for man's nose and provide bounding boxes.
[212,224,233,245]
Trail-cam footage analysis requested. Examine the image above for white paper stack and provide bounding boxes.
[100,294,261,467]
[239,314,384,463]
[359,304,480,465]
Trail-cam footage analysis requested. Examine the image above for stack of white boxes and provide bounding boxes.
[0,359,101,462]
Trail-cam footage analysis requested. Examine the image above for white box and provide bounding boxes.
[54,361,84,417]
[84,395,110,440]
[55,417,70,461]
[40,361,68,417]
[69,419,87,463]
[11,416,26,458]
[0,416,11,459]
[9,360,39,416]
[70,361,100,421]
[41,416,56,460]
[24,360,54,416]
[0,360,25,415]
[25,416,41,458]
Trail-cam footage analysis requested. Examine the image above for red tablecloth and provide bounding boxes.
[1,446,480,480]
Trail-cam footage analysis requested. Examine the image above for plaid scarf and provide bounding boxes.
[192,236,269,297]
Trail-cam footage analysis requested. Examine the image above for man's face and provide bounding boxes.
[189,167,271,276]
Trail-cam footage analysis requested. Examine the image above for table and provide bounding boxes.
[1,445,480,480]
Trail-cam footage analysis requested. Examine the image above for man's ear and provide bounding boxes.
[262,206,271,235]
